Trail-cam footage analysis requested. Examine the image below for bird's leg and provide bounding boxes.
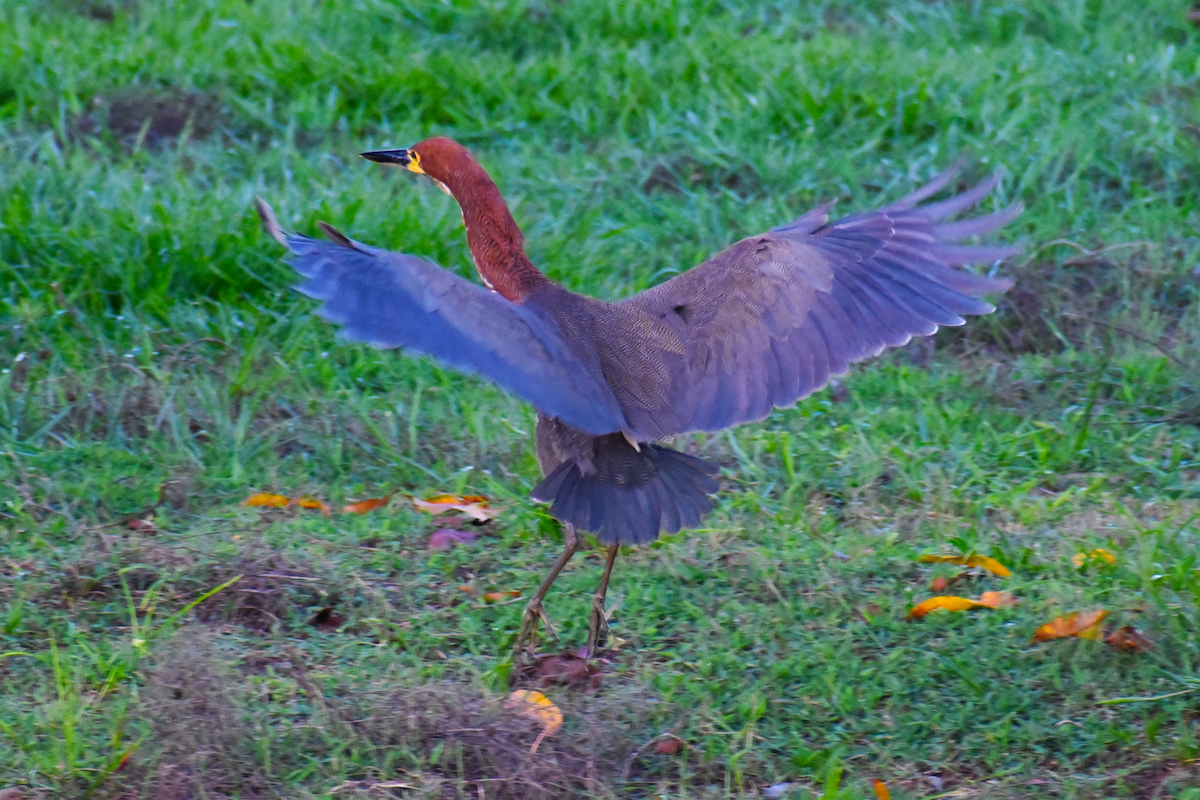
[585,544,620,657]
[514,524,579,659]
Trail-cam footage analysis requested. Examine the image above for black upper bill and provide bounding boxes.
[360,148,411,166]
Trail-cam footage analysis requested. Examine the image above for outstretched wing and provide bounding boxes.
[256,200,629,437]
[617,165,1020,438]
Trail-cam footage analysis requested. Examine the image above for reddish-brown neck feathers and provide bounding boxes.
[410,137,547,302]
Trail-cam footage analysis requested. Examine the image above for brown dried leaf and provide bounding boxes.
[427,528,481,551]
[525,652,603,690]
[652,735,684,755]
[1032,609,1111,642]
[126,517,157,532]
[1105,625,1152,653]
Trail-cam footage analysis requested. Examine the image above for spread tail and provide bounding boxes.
[531,435,719,545]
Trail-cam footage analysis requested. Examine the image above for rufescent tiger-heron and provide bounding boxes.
[255,137,1020,659]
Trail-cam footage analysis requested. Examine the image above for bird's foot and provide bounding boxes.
[584,595,611,658]
[514,598,557,659]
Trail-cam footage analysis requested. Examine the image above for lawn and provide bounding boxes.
[1,0,1199,797]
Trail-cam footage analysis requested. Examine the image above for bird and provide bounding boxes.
[255,136,1020,659]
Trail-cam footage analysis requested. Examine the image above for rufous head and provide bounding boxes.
[360,137,479,196]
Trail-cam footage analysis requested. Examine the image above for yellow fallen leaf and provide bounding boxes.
[412,493,500,522]
[1072,548,1117,568]
[297,497,332,515]
[342,494,392,514]
[504,689,563,753]
[918,553,1011,578]
[908,596,990,618]
[873,779,891,800]
[1032,609,1111,642]
[245,493,290,508]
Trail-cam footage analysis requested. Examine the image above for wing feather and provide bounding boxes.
[616,166,1019,437]
[270,220,630,437]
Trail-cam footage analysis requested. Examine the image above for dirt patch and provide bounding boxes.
[348,681,658,799]
[114,627,269,800]
[76,87,225,148]
[194,548,326,633]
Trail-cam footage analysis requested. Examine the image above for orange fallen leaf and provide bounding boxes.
[918,553,1011,578]
[873,779,891,800]
[245,492,290,508]
[458,584,480,599]
[1032,609,1111,642]
[482,590,521,603]
[412,493,500,522]
[342,494,392,514]
[908,596,990,618]
[297,497,332,515]
[930,576,949,592]
[652,735,684,755]
[504,689,563,753]
[977,591,1018,609]
[1072,548,1117,568]
[1105,625,1152,653]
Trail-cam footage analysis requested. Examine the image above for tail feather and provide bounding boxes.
[532,435,719,545]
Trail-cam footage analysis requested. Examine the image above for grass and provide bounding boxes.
[1,0,1199,797]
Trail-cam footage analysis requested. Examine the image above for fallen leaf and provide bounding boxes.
[342,495,392,514]
[412,493,500,522]
[482,590,521,603]
[245,492,290,508]
[458,584,480,599]
[908,596,991,619]
[521,652,603,690]
[126,517,156,532]
[977,591,1018,609]
[918,554,1011,578]
[652,735,684,755]
[1105,625,1152,653]
[1072,548,1117,568]
[297,497,332,515]
[930,576,949,592]
[309,606,346,630]
[504,689,563,753]
[1032,609,1111,642]
[427,528,481,551]
[873,779,891,800]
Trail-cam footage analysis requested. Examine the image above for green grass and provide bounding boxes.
[2,0,1199,797]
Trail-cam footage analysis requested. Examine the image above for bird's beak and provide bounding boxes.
[360,148,424,174]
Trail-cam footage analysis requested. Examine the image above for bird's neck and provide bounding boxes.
[447,167,547,303]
